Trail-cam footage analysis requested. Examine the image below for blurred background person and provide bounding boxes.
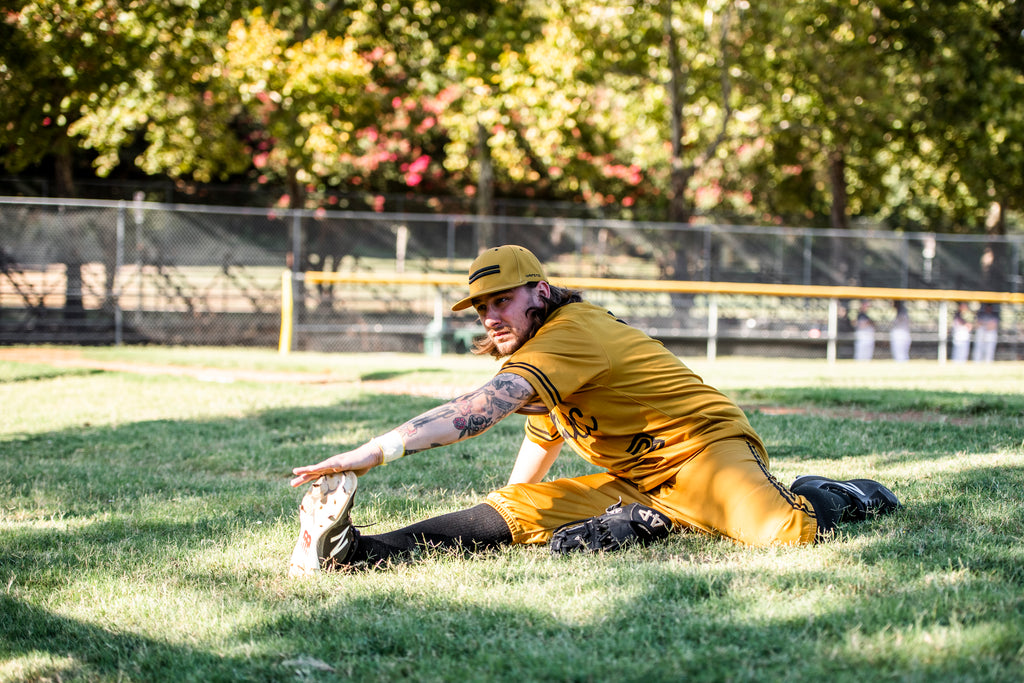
[972,303,1000,362]
[889,301,911,362]
[950,302,972,363]
[854,301,875,362]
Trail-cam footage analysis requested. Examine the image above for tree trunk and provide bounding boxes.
[53,141,85,320]
[285,165,309,331]
[286,165,306,213]
[664,0,692,227]
[827,149,849,231]
[476,121,495,251]
[827,148,851,285]
[53,143,76,198]
[659,0,701,317]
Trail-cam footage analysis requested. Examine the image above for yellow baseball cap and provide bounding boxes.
[451,245,547,311]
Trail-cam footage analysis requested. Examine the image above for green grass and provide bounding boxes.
[1,348,1023,682]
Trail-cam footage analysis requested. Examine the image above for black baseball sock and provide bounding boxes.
[790,482,850,541]
[348,503,513,564]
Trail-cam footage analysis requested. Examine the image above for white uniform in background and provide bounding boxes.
[972,304,999,363]
[890,303,911,362]
[951,308,971,363]
[854,306,875,362]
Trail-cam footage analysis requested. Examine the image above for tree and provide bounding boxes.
[4,0,1021,249]
[0,1,192,315]
[536,0,757,296]
[897,0,1024,288]
[732,0,933,288]
[890,1,1024,233]
[0,1,166,194]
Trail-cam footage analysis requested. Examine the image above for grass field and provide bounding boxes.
[2,347,1023,682]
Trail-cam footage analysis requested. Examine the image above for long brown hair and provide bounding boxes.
[471,283,583,358]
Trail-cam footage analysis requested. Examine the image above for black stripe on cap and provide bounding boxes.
[468,265,501,284]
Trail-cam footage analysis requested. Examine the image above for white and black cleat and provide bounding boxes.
[288,471,358,577]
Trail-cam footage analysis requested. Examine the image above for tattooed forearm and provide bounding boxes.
[394,372,538,452]
[403,389,498,439]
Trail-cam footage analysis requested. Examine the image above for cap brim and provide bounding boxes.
[451,282,522,312]
[451,296,475,312]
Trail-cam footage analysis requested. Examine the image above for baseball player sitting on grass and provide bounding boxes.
[288,245,900,575]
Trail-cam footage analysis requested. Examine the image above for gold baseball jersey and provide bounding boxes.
[501,301,764,492]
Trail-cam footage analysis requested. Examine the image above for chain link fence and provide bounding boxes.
[2,196,1022,359]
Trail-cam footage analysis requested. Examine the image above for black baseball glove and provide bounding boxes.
[549,501,673,556]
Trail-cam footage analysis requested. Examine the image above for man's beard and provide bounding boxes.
[492,306,546,358]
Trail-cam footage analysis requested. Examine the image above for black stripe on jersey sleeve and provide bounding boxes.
[503,361,562,404]
[526,420,559,442]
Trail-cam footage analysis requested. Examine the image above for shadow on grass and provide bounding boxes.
[6,506,1021,683]
[0,364,102,383]
[2,496,1022,680]
[0,593,257,681]
[750,410,1023,465]
[868,463,1024,576]
[1,508,279,586]
[735,386,1024,417]
[254,574,1020,681]
[2,390,1023,680]
[359,367,449,382]
[228,520,1024,680]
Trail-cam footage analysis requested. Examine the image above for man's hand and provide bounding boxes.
[290,443,382,487]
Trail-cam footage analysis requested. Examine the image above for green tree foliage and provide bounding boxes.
[740,0,914,230]
[130,1,533,209]
[0,0,165,193]
[198,10,378,204]
[2,0,1022,237]
[878,0,1024,236]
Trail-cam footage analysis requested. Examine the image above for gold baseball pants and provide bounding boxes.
[485,438,819,547]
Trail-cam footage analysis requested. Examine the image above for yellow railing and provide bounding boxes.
[280,270,1024,360]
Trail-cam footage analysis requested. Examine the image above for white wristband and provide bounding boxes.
[372,430,405,464]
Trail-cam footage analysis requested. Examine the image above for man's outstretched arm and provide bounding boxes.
[290,372,537,487]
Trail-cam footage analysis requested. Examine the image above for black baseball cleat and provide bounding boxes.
[790,475,901,522]
[288,471,358,576]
